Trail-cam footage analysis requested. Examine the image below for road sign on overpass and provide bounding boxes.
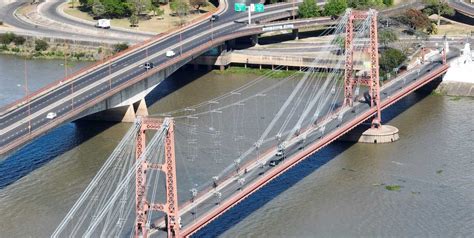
[234,3,246,12]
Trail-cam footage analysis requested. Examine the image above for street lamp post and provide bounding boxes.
[21,58,31,134]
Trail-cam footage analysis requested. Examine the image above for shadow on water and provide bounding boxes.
[0,121,115,189]
[381,78,442,123]
[193,78,442,237]
[145,66,213,106]
[193,142,355,238]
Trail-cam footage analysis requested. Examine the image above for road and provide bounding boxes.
[0,1,304,155]
[449,0,474,17]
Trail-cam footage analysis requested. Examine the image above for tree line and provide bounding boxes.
[78,0,209,19]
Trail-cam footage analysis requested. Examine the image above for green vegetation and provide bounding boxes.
[436,169,443,174]
[34,39,49,51]
[170,0,190,16]
[423,0,454,27]
[324,0,347,16]
[378,30,398,47]
[215,66,306,79]
[298,0,321,18]
[113,42,129,53]
[449,96,462,101]
[379,48,407,79]
[385,185,401,191]
[0,33,26,46]
[297,0,394,19]
[78,0,202,19]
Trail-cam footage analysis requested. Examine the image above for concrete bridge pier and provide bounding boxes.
[340,123,399,144]
[251,34,259,46]
[292,29,299,40]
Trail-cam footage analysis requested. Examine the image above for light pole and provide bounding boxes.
[180,31,183,55]
[20,59,31,134]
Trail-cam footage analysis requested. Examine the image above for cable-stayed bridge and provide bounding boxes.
[52,9,454,238]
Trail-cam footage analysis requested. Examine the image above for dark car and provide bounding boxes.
[210,14,219,22]
[144,62,154,70]
[269,157,285,167]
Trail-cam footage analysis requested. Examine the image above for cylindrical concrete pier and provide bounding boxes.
[359,125,399,143]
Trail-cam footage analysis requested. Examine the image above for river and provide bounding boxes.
[0,56,472,237]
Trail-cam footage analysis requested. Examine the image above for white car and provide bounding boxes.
[46,112,57,119]
[166,50,176,57]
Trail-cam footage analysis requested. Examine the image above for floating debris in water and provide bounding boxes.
[385,185,401,191]
[436,170,443,174]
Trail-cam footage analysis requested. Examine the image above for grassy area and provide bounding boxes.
[214,66,309,79]
[62,3,216,33]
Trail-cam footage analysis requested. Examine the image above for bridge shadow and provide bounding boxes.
[0,121,115,189]
[192,78,442,237]
[144,66,213,106]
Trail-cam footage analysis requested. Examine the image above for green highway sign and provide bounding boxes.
[234,3,246,12]
[254,3,264,12]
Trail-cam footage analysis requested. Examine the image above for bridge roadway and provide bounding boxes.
[449,0,474,17]
[147,51,456,237]
[0,2,324,155]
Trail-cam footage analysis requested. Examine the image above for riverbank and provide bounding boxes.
[0,32,117,61]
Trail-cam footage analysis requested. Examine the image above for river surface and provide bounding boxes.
[0,56,473,237]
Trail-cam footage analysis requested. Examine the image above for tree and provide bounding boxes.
[379,48,406,75]
[298,0,321,18]
[128,0,151,15]
[324,0,347,17]
[423,0,454,27]
[92,0,106,17]
[70,0,76,8]
[113,42,129,52]
[170,0,190,16]
[129,13,139,26]
[35,39,49,51]
[404,9,431,31]
[189,0,208,12]
[378,30,398,47]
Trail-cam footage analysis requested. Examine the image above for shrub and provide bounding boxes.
[34,39,49,51]
[13,36,26,45]
[298,0,321,18]
[0,32,16,45]
[113,42,128,53]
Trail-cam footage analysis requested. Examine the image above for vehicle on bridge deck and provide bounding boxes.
[166,50,176,57]
[144,62,154,70]
[46,112,57,119]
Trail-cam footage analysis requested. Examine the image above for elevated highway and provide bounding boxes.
[449,0,474,18]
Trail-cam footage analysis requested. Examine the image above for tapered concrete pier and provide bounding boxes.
[340,124,399,143]
[359,125,399,143]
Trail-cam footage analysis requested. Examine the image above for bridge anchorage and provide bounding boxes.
[343,9,398,143]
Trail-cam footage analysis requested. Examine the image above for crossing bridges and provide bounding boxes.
[51,9,457,238]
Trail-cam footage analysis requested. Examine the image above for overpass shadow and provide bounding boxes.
[192,77,442,237]
[144,65,213,106]
[0,121,116,189]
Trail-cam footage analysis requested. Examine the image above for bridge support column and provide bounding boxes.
[292,29,299,40]
[342,9,398,143]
